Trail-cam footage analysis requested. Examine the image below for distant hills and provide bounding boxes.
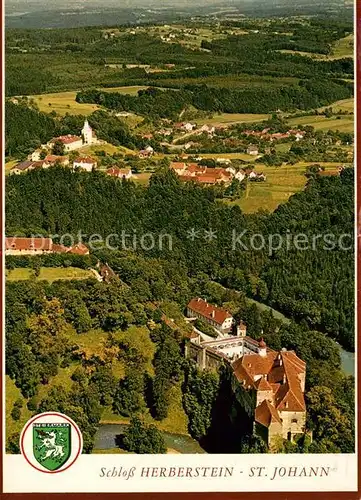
[5,0,351,29]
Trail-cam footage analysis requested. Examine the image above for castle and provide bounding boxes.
[185,298,307,448]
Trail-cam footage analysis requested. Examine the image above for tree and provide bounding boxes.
[123,417,166,454]
[183,367,219,440]
[113,369,145,417]
[306,386,354,453]
[52,139,65,156]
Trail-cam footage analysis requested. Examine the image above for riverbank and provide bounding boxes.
[93,424,205,454]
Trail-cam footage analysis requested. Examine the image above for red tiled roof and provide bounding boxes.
[45,155,68,164]
[170,162,186,170]
[51,135,81,145]
[187,297,232,326]
[256,377,273,391]
[107,167,131,177]
[255,399,282,427]
[5,237,53,251]
[68,243,89,255]
[74,156,96,164]
[318,170,340,176]
[194,175,219,184]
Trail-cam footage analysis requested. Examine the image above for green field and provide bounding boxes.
[30,91,101,116]
[318,98,354,113]
[195,112,270,126]
[29,87,153,116]
[6,267,94,283]
[332,34,354,59]
[5,160,17,175]
[231,162,347,214]
[277,34,354,61]
[101,85,152,95]
[133,172,152,185]
[287,114,354,133]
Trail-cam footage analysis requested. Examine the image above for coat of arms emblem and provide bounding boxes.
[32,423,71,471]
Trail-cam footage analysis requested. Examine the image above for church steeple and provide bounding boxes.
[82,119,93,145]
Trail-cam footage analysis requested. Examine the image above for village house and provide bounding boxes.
[48,135,83,152]
[5,237,89,256]
[198,125,216,135]
[182,123,196,132]
[139,146,154,158]
[234,171,246,182]
[107,167,133,179]
[247,145,260,156]
[44,155,70,167]
[10,160,44,175]
[73,156,97,172]
[170,162,188,175]
[187,297,235,334]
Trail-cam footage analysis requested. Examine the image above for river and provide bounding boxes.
[248,298,355,376]
[94,424,205,454]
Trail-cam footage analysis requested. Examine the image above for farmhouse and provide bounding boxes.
[44,155,70,167]
[247,145,259,156]
[48,135,83,152]
[187,297,234,334]
[73,156,97,172]
[170,162,187,175]
[139,146,154,158]
[107,167,133,179]
[10,161,43,175]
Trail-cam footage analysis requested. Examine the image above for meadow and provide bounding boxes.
[194,112,271,126]
[6,267,94,283]
[230,162,348,214]
[287,114,354,133]
[30,91,100,116]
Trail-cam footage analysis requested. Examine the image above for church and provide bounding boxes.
[47,120,98,153]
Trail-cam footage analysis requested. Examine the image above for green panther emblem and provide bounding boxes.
[33,423,71,471]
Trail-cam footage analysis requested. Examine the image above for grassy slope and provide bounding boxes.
[287,115,354,133]
[230,163,349,214]
[194,113,271,126]
[6,267,94,283]
[31,92,100,116]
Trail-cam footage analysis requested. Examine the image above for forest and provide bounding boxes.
[5,166,354,351]
[5,17,353,96]
[75,79,353,118]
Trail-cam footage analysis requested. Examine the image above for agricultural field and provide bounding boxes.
[287,114,354,133]
[318,98,354,114]
[30,91,101,116]
[79,143,136,157]
[230,163,348,214]
[194,112,271,126]
[5,160,17,175]
[133,172,152,185]
[6,267,94,283]
[29,86,158,117]
[277,34,354,61]
[331,34,354,59]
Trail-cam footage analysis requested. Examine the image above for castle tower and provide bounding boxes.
[82,119,93,145]
[258,338,267,357]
